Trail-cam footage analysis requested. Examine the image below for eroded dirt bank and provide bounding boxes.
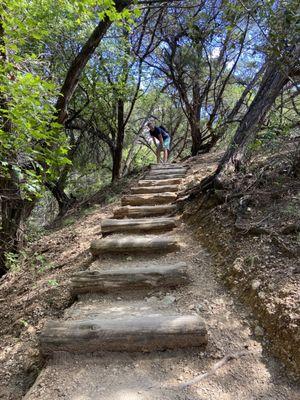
[182,151,300,378]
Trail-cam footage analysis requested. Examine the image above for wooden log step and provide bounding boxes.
[131,185,178,194]
[149,168,186,175]
[138,178,182,187]
[101,217,177,235]
[144,173,185,180]
[151,164,186,170]
[70,262,189,295]
[121,193,177,206]
[90,236,180,256]
[113,204,177,219]
[40,314,207,354]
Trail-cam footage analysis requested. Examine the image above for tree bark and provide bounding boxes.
[45,182,76,217]
[112,99,125,181]
[0,176,35,276]
[216,58,294,174]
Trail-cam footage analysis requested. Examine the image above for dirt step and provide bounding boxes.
[131,185,179,194]
[121,193,177,206]
[90,236,180,256]
[113,204,177,218]
[144,173,185,180]
[101,217,178,235]
[138,178,182,187]
[70,262,189,295]
[40,314,207,354]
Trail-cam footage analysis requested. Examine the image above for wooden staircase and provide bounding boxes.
[39,163,208,354]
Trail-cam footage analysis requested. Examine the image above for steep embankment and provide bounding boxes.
[182,151,300,377]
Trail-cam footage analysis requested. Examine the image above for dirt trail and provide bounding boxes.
[24,164,299,400]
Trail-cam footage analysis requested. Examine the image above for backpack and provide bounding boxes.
[159,125,170,135]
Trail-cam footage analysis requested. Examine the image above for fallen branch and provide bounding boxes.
[179,350,258,389]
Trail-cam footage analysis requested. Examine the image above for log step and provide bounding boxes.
[40,314,207,354]
[144,173,185,180]
[101,217,177,235]
[149,168,186,175]
[90,236,180,256]
[150,164,186,170]
[113,204,177,219]
[70,262,189,295]
[121,193,177,206]
[131,185,179,194]
[138,178,182,187]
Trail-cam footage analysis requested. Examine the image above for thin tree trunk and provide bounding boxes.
[190,122,202,156]
[112,99,125,181]
[55,0,131,124]
[45,182,76,217]
[216,62,289,173]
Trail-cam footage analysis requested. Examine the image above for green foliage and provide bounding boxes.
[4,252,21,272]
[47,279,59,287]
[4,249,54,273]
[0,0,138,200]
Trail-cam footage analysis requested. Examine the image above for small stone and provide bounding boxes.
[188,304,195,310]
[258,291,266,299]
[254,325,264,337]
[195,303,206,312]
[251,280,261,290]
[146,296,158,303]
[162,295,176,306]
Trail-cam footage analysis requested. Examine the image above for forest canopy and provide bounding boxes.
[0,0,299,276]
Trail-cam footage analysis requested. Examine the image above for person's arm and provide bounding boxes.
[158,133,163,146]
[157,128,164,145]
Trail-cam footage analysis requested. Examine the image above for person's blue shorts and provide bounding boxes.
[158,137,171,151]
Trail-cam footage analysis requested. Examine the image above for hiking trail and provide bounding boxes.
[24,163,299,400]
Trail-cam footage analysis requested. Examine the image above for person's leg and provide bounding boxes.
[156,147,161,163]
[163,149,168,162]
[162,137,170,163]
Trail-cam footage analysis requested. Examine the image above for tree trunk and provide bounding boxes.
[112,99,125,181]
[55,0,131,124]
[189,82,203,156]
[45,182,76,217]
[216,59,291,174]
[0,177,35,277]
[190,120,203,156]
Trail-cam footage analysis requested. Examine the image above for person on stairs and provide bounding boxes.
[147,121,170,164]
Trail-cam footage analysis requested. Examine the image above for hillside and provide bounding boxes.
[0,155,299,399]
